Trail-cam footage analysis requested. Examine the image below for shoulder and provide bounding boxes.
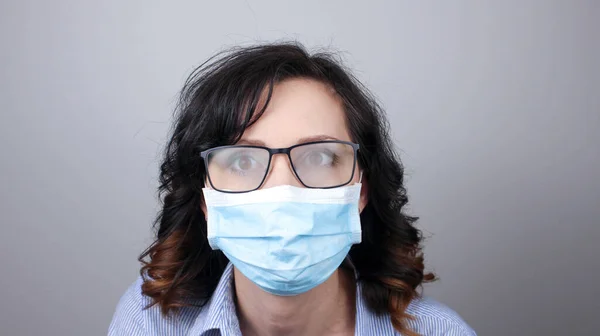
[108,276,201,336]
[405,296,477,336]
[108,276,148,336]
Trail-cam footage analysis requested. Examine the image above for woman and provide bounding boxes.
[109,42,476,336]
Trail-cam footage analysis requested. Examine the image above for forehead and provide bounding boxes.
[239,78,351,147]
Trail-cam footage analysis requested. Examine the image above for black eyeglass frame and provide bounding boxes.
[200,140,360,193]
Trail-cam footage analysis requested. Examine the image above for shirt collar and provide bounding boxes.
[189,262,395,336]
[188,263,239,335]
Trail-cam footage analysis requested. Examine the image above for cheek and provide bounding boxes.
[200,196,208,220]
[358,184,368,212]
[359,197,367,213]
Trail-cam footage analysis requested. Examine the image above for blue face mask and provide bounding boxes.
[203,183,363,296]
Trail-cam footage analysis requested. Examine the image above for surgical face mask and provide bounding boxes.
[203,183,362,296]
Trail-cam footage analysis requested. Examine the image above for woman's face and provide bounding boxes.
[235,78,368,209]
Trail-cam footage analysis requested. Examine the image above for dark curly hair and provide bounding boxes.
[139,41,435,336]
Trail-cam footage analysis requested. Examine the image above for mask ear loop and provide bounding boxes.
[345,169,363,277]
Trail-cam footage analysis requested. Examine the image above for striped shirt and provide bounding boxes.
[109,263,476,335]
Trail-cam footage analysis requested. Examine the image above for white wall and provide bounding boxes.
[1,1,598,335]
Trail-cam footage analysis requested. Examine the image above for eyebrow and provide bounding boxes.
[295,135,341,144]
[235,139,267,146]
[236,135,342,147]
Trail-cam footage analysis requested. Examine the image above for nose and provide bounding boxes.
[261,154,303,189]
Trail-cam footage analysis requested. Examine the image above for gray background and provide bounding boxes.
[1,0,598,335]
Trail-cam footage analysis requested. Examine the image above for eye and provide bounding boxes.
[304,150,335,167]
[230,155,259,172]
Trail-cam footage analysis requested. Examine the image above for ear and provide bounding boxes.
[359,178,369,213]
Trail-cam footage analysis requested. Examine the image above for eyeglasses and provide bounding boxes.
[200,140,359,193]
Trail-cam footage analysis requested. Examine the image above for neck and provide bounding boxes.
[233,267,356,336]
